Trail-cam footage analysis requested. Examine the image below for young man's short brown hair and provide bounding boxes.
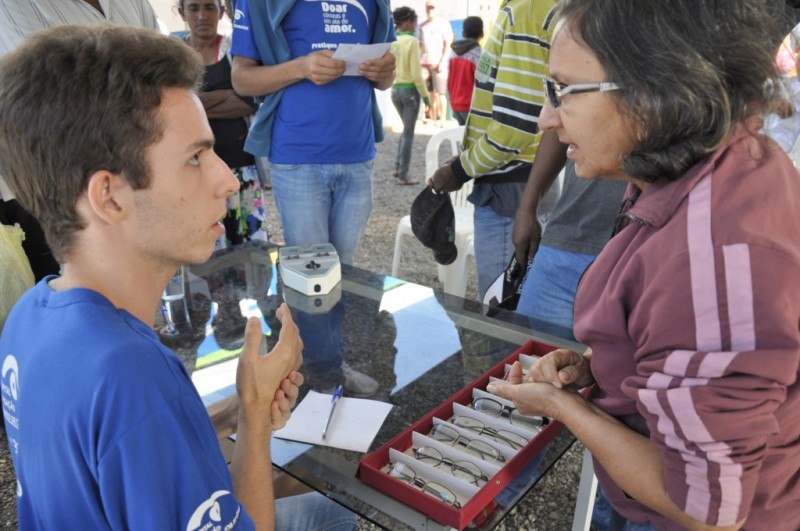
[0,25,204,262]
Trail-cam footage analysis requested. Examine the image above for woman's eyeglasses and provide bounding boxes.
[430,423,506,464]
[544,78,621,108]
[388,461,462,507]
[472,397,546,431]
[452,415,530,450]
[413,446,489,486]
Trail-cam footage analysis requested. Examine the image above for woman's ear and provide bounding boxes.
[84,170,130,225]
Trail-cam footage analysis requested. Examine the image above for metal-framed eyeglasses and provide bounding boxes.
[544,78,621,108]
[388,461,462,507]
[472,397,546,431]
[430,423,506,464]
[413,446,489,486]
[452,415,530,450]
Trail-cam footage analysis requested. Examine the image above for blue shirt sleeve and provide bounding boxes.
[230,0,261,61]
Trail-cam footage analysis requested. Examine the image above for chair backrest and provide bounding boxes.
[424,126,473,210]
[450,177,473,210]
[425,126,465,181]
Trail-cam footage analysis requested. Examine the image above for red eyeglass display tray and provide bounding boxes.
[357,339,565,530]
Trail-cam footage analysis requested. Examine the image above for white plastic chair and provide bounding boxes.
[572,447,599,531]
[391,126,475,298]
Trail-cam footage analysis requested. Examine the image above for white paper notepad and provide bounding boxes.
[274,390,393,452]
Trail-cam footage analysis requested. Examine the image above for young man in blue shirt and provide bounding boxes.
[0,25,354,530]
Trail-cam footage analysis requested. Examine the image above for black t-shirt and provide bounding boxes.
[203,57,256,169]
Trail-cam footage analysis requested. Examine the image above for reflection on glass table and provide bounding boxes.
[156,241,583,530]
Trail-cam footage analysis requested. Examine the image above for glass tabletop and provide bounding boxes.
[156,241,583,530]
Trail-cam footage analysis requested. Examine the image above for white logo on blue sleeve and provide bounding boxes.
[2,355,19,400]
[2,355,20,430]
[186,490,241,531]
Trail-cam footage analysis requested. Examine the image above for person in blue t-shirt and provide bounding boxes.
[0,25,355,530]
[230,0,396,397]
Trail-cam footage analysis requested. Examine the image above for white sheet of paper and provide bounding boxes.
[332,42,391,76]
[274,390,393,452]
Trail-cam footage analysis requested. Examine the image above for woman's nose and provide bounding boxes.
[538,100,561,132]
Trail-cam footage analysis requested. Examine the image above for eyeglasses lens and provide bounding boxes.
[466,439,502,464]
[389,461,459,506]
[474,397,543,431]
[544,78,560,108]
[431,423,459,443]
[415,446,486,485]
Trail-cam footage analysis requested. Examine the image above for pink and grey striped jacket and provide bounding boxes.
[574,126,800,529]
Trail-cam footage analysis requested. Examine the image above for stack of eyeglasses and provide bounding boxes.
[430,423,506,464]
[472,396,547,432]
[451,415,529,450]
[388,461,462,508]
[364,350,560,520]
[413,446,489,487]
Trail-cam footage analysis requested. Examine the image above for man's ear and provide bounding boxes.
[84,170,131,225]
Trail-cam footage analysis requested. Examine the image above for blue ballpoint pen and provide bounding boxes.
[322,385,343,440]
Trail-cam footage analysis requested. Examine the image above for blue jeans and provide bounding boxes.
[276,491,356,530]
[609,507,656,531]
[473,205,516,300]
[294,297,346,388]
[269,162,374,266]
[593,485,612,531]
[515,245,594,340]
[494,452,545,507]
[270,162,372,388]
[391,87,421,181]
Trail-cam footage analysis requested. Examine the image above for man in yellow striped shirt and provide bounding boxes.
[429,0,558,299]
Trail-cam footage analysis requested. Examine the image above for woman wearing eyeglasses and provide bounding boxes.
[488,1,800,529]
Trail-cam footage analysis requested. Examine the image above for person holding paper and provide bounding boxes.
[230,0,395,397]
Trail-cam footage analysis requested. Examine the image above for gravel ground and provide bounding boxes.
[0,123,584,530]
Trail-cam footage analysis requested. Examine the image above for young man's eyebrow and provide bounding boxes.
[185,138,215,152]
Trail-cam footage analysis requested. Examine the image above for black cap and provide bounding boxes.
[410,186,457,265]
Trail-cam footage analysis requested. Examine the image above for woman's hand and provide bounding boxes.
[486,349,595,420]
[528,348,595,390]
[487,378,571,419]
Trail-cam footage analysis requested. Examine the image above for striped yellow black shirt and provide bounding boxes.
[454,0,556,181]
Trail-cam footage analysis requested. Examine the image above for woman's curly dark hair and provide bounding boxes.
[555,0,791,183]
